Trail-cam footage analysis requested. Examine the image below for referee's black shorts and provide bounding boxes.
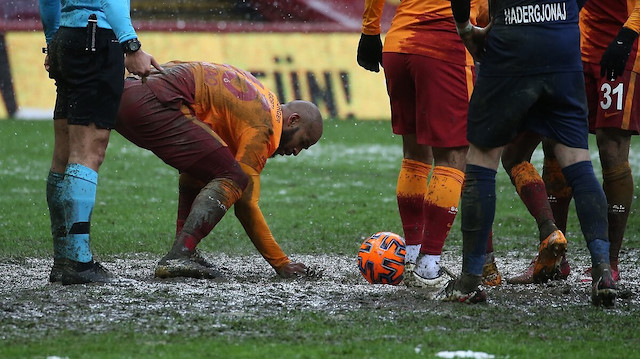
[48,26,124,129]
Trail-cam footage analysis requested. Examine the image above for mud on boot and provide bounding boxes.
[438,273,486,304]
[482,253,502,287]
[60,259,114,285]
[155,247,222,279]
[591,263,617,308]
[49,258,66,283]
[532,230,567,284]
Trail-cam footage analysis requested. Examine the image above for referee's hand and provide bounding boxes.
[125,50,165,79]
[357,34,383,73]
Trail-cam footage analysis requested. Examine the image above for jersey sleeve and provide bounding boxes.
[233,163,291,271]
[100,0,137,43]
[38,0,60,44]
[624,1,640,34]
[362,0,386,35]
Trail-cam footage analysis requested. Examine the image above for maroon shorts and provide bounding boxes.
[584,62,640,134]
[382,52,473,147]
[116,79,241,184]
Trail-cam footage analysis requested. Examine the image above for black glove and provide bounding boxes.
[357,34,383,72]
[600,27,639,81]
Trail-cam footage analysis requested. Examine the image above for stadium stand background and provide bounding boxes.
[0,0,396,119]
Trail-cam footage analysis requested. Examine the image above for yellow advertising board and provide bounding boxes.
[3,31,391,120]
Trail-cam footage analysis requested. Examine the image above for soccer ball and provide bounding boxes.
[357,232,406,285]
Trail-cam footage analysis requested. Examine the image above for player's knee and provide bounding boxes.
[228,166,249,191]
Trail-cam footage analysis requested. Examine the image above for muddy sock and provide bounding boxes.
[61,164,97,263]
[457,273,483,292]
[405,244,420,264]
[179,178,243,251]
[415,254,441,278]
[176,174,205,235]
[562,161,609,267]
[421,166,464,257]
[543,157,572,234]
[46,171,66,260]
[602,162,632,269]
[511,161,557,240]
[461,164,496,276]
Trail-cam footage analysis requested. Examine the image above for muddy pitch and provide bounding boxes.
[1,249,638,341]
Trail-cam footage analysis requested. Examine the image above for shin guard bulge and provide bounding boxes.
[421,166,464,255]
[61,164,97,263]
[180,178,244,251]
[602,162,633,269]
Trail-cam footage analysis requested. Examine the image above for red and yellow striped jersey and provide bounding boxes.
[581,0,640,72]
[362,0,480,66]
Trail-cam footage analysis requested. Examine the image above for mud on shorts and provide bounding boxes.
[48,26,124,129]
[382,52,473,148]
[583,62,640,134]
[116,79,243,184]
[468,71,589,149]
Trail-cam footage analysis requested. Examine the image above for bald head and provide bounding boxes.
[274,100,323,157]
[283,100,323,131]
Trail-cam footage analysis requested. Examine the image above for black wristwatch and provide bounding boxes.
[122,38,141,53]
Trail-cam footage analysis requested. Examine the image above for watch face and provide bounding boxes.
[129,41,140,51]
[125,39,140,53]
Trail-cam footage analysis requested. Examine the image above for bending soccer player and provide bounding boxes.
[509,0,640,284]
[116,61,323,279]
[443,0,617,307]
[357,0,502,291]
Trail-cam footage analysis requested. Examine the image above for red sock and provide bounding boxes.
[396,158,432,246]
[512,161,555,238]
[421,166,464,254]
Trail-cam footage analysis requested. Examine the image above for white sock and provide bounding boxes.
[415,254,441,279]
[405,245,420,264]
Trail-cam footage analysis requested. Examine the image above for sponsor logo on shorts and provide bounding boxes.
[604,111,621,118]
[504,2,567,25]
[611,204,627,214]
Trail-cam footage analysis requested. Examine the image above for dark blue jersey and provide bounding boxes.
[479,0,583,76]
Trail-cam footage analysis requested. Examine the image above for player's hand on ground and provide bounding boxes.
[277,262,307,278]
[357,34,383,72]
[457,21,492,62]
[600,27,638,81]
[124,50,164,80]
